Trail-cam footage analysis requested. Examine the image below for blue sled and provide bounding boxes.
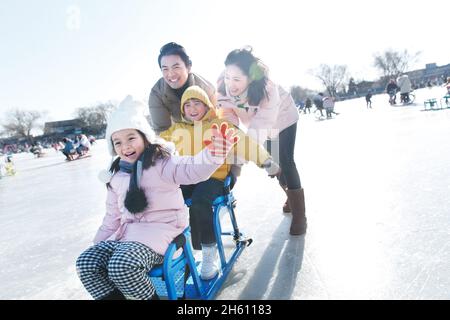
[148,176,252,300]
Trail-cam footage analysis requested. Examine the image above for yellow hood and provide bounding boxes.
[180,85,217,124]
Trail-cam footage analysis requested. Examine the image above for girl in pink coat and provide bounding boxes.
[76,95,238,300]
[216,47,306,236]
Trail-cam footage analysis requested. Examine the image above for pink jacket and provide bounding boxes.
[323,96,335,110]
[93,149,225,255]
[217,80,299,144]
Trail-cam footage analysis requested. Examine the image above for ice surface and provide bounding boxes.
[1,87,449,299]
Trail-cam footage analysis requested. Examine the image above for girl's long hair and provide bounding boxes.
[219,47,269,106]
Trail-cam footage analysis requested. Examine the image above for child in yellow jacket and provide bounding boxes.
[160,85,279,280]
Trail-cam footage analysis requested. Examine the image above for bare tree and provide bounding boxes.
[347,78,357,95]
[1,109,45,142]
[373,49,421,80]
[290,86,316,104]
[75,101,115,134]
[312,64,349,97]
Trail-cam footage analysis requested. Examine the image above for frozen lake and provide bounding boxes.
[1,87,449,299]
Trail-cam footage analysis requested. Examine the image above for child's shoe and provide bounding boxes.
[200,244,219,280]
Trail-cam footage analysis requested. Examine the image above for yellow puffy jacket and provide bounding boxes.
[160,108,271,181]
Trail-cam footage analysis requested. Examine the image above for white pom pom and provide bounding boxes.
[98,169,113,184]
[164,141,177,155]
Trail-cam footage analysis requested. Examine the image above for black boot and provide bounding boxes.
[151,292,160,300]
[100,288,126,300]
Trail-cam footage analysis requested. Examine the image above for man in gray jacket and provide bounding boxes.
[148,42,216,134]
[397,74,412,104]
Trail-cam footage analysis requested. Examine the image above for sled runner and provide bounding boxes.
[400,91,415,105]
[65,153,92,161]
[149,176,252,300]
[423,98,440,111]
[441,94,450,109]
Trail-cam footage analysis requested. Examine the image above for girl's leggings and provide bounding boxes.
[76,241,163,300]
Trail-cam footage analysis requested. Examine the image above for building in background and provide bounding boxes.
[43,119,84,136]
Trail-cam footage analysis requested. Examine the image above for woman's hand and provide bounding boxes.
[261,159,281,178]
[203,122,240,157]
[216,94,235,109]
[216,94,240,126]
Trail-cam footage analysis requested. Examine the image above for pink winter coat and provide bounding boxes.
[93,149,225,256]
[217,79,299,144]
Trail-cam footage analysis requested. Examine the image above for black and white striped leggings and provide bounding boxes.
[76,241,164,300]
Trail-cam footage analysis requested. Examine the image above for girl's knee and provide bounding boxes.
[107,260,131,283]
[76,251,101,276]
[75,255,85,274]
[107,252,142,281]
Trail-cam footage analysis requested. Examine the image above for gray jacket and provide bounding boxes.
[148,73,216,133]
[396,75,412,94]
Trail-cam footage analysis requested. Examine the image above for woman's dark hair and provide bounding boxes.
[220,47,269,106]
[157,42,192,69]
[106,130,171,189]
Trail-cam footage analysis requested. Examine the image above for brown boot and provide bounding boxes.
[286,188,307,235]
[281,184,291,213]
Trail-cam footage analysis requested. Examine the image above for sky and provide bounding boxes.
[0,0,448,122]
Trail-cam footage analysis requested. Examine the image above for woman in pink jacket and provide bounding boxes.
[216,47,306,236]
[76,95,238,300]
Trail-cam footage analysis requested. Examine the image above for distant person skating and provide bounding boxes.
[0,154,14,177]
[61,138,76,161]
[313,93,325,117]
[297,100,305,113]
[304,97,312,113]
[442,77,450,107]
[4,154,15,176]
[76,134,91,156]
[397,74,412,104]
[30,143,44,158]
[88,135,96,145]
[443,77,450,95]
[323,94,337,118]
[386,79,399,105]
[365,90,373,108]
[52,142,60,153]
